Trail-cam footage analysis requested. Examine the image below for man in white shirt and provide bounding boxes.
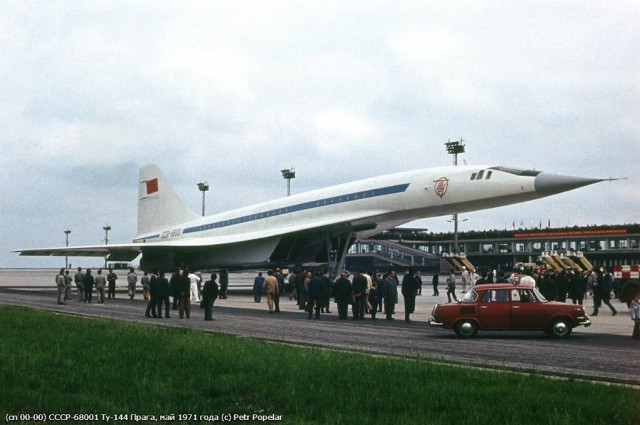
[461,267,471,293]
[188,271,201,303]
[520,269,536,287]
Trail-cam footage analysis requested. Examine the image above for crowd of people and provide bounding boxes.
[461,265,619,315]
[53,264,639,339]
[252,268,423,322]
[55,266,121,305]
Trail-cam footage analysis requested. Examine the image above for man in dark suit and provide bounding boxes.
[352,270,368,320]
[202,273,219,321]
[145,270,158,318]
[156,270,171,318]
[402,269,418,322]
[307,271,324,320]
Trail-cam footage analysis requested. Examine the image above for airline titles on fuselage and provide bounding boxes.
[160,228,183,239]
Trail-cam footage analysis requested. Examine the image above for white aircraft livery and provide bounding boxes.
[16,164,609,271]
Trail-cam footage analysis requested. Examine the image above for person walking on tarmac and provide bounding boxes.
[141,271,150,301]
[94,269,106,304]
[402,268,418,322]
[219,269,229,299]
[253,272,265,303]
[592,267,617,316]
[83,268,95,303]
[64,269,73,301]
[333,270,353,320]
[264,270,279,314]
[179,269,192,319]
[320,269,333,314]
[145,270,159,318]
[127,267,138,300]
[106,267,118,299]
[156,270,171,318]
[170,267,182,311]
[368,278,383,320]
[74,267,85,302]
[461,267,471,293]
[432,271,440,296]
[352,270,368,320]
[56,268,66,305]
[307,271,324,320]
[446,271,458,303]
[202,273,220,321]
[382,269,398,320]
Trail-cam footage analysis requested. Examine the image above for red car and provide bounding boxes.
[428,282,591,338]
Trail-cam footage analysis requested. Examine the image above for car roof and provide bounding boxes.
[473,282,535,290]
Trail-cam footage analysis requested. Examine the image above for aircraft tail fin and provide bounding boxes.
[137,165,200,237]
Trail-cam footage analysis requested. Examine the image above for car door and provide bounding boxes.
[477,289,511,329]
[510,289,547,329]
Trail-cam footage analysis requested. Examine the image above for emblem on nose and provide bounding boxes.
[433,177,449,198]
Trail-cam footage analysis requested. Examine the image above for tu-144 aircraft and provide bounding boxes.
[16,164,611,271]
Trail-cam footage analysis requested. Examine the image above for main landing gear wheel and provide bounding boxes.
[454,320,478,338]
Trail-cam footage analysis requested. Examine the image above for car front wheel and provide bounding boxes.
[547,318,573,338]
[454,319,478,338]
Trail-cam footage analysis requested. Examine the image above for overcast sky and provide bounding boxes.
[2,1,638,268]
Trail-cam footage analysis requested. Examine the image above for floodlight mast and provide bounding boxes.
[281,168,296,196]
[445,139,466,166]
[445,139,466,254]
[64,229,71,268]
[197,182,209,216]
[102,225,111,268]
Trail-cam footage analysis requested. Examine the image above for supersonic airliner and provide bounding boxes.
[16,164,608,271]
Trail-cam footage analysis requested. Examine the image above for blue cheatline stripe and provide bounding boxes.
[136,233,160,242]
[178,183,411,236]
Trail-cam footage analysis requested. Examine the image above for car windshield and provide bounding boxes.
[532,287,547,302]
[460,289,478,302]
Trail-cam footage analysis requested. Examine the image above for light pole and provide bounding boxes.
[64,229,71,268]
[445,138,466,166]
[447,216,468,254]
[281,168,295,196]
[445,139,466,253]
[103,225,111,268]
[197,182,209,216]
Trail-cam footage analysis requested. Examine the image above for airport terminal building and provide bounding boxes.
[346,224,640,272]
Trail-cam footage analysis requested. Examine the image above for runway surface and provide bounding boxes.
[1,269,638,386]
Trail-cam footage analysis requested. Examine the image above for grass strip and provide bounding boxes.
[0,306,638,425]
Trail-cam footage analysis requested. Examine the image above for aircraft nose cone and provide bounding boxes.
[534,173,604,196]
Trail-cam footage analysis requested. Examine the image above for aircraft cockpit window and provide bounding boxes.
[489,166,541,177]
[471,170,492,181]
